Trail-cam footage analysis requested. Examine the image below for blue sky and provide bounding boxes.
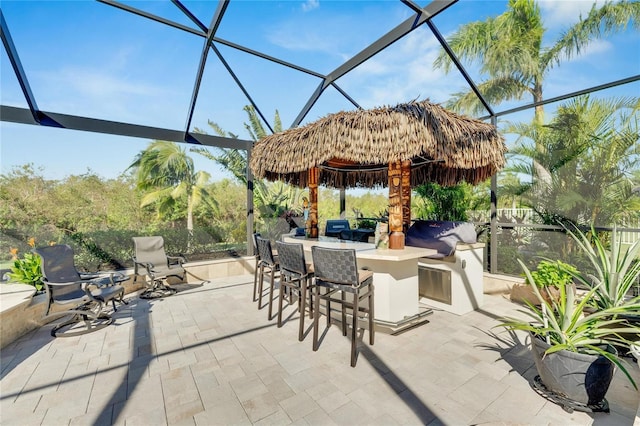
[1,0,639,181]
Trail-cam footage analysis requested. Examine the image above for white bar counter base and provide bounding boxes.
[284,236,435,334]
[418,243,485,316]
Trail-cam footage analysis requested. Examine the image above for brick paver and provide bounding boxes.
[1,274,638,425]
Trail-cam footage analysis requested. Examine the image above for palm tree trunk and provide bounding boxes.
[187,194,194,250]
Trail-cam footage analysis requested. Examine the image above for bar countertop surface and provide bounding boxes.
[283,236,439,261]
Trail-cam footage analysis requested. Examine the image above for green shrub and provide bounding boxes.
[357,219,377,230]
[8,251,43,291]
[525,260,577,289]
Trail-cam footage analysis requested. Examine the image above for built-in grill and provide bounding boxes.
[324,220,375,242]
[406,220,484,315]
[324,220,351,238]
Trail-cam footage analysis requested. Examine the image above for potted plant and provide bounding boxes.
[563,224,640,311]
[563,224,640,355]
[510,260,577,306]
[499,259,640,412]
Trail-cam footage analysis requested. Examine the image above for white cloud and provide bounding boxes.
[302,0,319,12]
[33,65,183,127]
[567,38,612,61]
[538,0,604,28]
[342,30,459,108]
[267,26,336,54]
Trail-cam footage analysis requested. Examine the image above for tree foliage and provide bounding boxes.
[192,105,306,224]
[506,95,640,226]
[127,141,217,232]
[435,0,639,121]
[413,183,470,221]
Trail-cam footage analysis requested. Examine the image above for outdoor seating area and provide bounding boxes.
[2,1,639,425]
[1,273,638,425]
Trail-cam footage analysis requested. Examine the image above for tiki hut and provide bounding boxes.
[249,99,507,248]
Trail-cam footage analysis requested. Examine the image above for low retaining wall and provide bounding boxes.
[2,257,516,348]
[0,256,255,349]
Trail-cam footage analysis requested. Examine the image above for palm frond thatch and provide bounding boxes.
[249,100,507,189]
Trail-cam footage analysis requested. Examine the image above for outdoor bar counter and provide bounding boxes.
[283,236,436,333]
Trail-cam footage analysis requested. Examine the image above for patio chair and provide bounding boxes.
[132,236,185,299]
[255,235,279,319]
[311,246,374,367]
[275,241,314,341]
[35,244,126,337]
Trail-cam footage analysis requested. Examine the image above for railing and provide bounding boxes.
[467,209,640,245]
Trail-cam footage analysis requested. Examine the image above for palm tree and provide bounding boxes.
[192,106,305,219]
[434,0,639,123]
[128,141,216,233]
[507,95,640,226]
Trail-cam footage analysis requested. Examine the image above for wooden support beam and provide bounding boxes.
[401,160,411,232]
[388,161,405,249]
[308,167,319,238]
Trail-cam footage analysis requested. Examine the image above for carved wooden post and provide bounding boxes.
[388,160,405,249]
[308,166,319,238]
[401,160,411,233]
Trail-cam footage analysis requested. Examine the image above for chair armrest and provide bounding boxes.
[44,279,100,302]
[132,258,155,273]
[83,272,126,287]
[167,255,186,265]
[79,272,101,280]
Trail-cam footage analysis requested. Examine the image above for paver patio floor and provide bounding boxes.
[1,274,638,425]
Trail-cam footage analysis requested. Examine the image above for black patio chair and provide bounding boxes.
[132,236,185,299]
[35,244,125,337]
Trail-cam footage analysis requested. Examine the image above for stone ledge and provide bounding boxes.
[483,272,523,295]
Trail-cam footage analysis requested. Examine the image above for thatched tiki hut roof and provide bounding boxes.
[249,99,506,248]
[249,99,507,189]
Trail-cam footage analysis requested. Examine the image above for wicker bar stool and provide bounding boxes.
[311,246,374,367]
[255,235,280,319]
[275,241,315,341]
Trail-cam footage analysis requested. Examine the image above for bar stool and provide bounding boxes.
[311,246,374,367]
[252,233,262,302]
[275,241,315,341]
[255,235,279,319]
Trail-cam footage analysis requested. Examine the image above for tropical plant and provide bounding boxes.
[563,224,640,311]
[7,238,43,290]
[525,260,577,289]
[413,182,470,221]
[434,0,640,122]
[499,259,640,388]
[128,141,217,234]
[192,105,305,220]
[356,219,377,230]
[506,95,640,226]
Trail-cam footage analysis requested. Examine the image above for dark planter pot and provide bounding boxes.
[530,333,616,406]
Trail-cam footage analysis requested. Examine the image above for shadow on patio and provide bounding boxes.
[0,275,638,425]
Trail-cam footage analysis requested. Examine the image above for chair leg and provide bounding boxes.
[253,257,259,301]
[307,278,314,319]
[267,268,275,320]
[369,290,375,345]
[341,291,347,337]
[313,285,320,351]
[351,292,360,367]
[257,264,265,309]
[277,280,284,327]
[298,281,306,341]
